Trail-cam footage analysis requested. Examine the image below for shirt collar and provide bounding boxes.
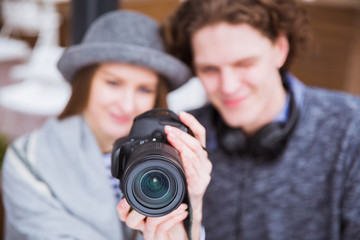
[273,72,305,123]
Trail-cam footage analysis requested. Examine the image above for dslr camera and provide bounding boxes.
[111,109,191,217]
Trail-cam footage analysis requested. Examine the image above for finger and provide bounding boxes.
[165,130,212,195]
[165,124,212,201]
[165,130,200,178]
[165,125,212,178]
[179,111,206,148]
[168,222,188,240]
[117,198,131,222]
[117,200,146,231]
[165,125,208,163]
[154,212,188,240]
[143,204,188,239]
[125,210,146,232]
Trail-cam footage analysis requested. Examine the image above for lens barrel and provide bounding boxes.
[121,142,186,217]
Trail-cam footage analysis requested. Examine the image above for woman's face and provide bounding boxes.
[84,62,159,152]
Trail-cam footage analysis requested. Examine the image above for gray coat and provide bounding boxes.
[2,116,141,240]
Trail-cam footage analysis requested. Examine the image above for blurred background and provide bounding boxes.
[0,0,359,236]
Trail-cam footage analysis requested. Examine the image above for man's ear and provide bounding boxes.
[274,34,290,69]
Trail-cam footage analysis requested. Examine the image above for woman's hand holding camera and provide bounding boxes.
[117,111,212,240]
[117,199,189,240]
[164,111,212,239]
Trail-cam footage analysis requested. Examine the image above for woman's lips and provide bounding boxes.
[110,113,131,123]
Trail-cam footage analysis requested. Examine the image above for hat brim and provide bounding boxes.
[57,42,192,91]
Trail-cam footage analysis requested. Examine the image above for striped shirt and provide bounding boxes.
[103,153,122,203]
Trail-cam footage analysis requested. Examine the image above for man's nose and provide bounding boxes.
[220,67,240,95]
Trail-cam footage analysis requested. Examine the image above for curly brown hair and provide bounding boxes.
[162,0,312,73]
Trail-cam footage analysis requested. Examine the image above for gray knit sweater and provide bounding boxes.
[191,86,360,240]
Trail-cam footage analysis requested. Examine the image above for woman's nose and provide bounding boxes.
[118,89,135,114]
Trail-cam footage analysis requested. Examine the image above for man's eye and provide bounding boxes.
[235,59,256,69]
[200,66,218,74]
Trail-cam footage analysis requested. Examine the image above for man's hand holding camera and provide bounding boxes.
[116,111,212,240]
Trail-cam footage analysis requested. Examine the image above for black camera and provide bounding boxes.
[111,109,192,217]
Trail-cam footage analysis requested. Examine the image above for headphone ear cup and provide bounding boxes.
[218,125,247,155]
[248,123,285,157]
[214,88,298,158]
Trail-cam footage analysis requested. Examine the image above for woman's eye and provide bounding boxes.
[139,86,155,94]
[106,80,120,86]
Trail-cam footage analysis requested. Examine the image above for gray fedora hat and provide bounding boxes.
[57,10,191,91]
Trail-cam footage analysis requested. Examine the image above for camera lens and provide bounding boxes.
[133,167,178,211]
[141,170,169,199]
[122,142,186,217]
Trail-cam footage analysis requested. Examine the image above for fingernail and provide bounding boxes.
[164,125,173,133]
[167,131,176,140]
[119,200,126,209]
[179,111,188,118]
[179,203,188,211]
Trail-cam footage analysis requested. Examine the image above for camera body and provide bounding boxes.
[111,109,191,217]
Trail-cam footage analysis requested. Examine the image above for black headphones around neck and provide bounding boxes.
[215,87,299,159]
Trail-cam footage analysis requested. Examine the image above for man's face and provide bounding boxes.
[192,22,289,134]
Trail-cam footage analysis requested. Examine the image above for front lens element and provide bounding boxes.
[123,142,187,217]
[133,167,177,210]
[141,170,169,199]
